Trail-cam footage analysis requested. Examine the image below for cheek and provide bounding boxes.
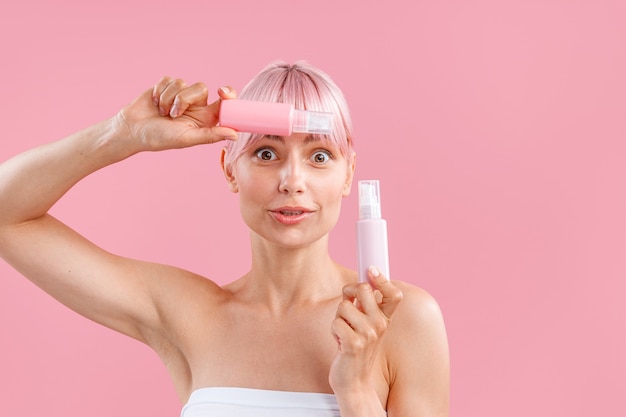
[238,179,268,209]
[235,169,275,220]
[318,178,348,212]
[237,184,265,231]
[234,164,273,194]
[323,168,351,195]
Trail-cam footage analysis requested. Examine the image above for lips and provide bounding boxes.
[269,206,313,225]
[279,209,304,216]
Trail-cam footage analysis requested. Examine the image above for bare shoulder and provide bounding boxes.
[384,280,450,416]
[385,280,449,356]
[388,280,446,331]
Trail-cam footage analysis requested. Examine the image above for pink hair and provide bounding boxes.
[223,61,354,165]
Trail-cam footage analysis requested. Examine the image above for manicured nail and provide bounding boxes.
[219,86,230,95]
[369,265,381,277]
[170,104,179,118]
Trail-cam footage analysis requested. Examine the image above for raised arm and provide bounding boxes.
[0,78,238,343]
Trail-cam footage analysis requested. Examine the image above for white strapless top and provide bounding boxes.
[181,387,341,417]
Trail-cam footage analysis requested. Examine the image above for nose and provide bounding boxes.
[278,157,306,195]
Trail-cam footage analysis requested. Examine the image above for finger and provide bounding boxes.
[335,298,373,334]
[354,282,382,317]
[343,283,392,340]
[341,283,361,301]
[169,82,209,118]
[331,316,356,353]
[152,76,173,105]
[343,282,375,308]
[206,85,238,117]
[183,125,238,145]
[369,266,403,319]
[157,78,188,117]
[217,85,238,100]
[335,299,380,353]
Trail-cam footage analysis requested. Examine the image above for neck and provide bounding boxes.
[235,233,352,312]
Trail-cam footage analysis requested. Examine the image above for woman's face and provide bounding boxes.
[223,133,355,249]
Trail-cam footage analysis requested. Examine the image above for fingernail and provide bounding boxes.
[219,86,230,95]
[170,104,179,118]
[369,265,380,277]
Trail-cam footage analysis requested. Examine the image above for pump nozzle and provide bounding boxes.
[292,109,334,134]
[359,180,382,220]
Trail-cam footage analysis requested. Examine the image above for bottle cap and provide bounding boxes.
[359,180,382,219]
[292,109,334,134]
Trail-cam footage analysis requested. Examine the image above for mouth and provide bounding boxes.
[269,207,313,225]
[278,209,304,216]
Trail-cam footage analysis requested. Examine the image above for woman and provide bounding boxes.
[0,61,449,416]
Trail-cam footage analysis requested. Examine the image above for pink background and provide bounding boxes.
[1,0,625,416]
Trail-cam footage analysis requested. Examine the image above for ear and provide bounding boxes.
[220,148,239,193]
[342,152,357,197]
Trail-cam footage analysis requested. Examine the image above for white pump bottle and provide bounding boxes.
[356,180,390,282]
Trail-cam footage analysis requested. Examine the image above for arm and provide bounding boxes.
[330,269,449,416]
[385,284,450,417]
[0,78,238,344]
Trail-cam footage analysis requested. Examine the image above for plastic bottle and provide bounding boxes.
[219,99,333,136]
[356,180,390,282]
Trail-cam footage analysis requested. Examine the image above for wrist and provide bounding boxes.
[104,112,145,158]
[80,113,145,168]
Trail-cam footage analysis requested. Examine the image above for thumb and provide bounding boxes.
[206,86,238,126]
[369,266,403,319]
[217,85,238,100]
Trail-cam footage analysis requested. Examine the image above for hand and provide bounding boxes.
[329,266,403,398]
[116,76,239,153]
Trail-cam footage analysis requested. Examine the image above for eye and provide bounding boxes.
[255,148,277,161]
[310,150,332,164]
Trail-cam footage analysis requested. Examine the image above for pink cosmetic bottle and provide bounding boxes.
[219,99,334,135]
[357,180,390,283]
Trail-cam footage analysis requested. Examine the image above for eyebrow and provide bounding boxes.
[265,134,320,144]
